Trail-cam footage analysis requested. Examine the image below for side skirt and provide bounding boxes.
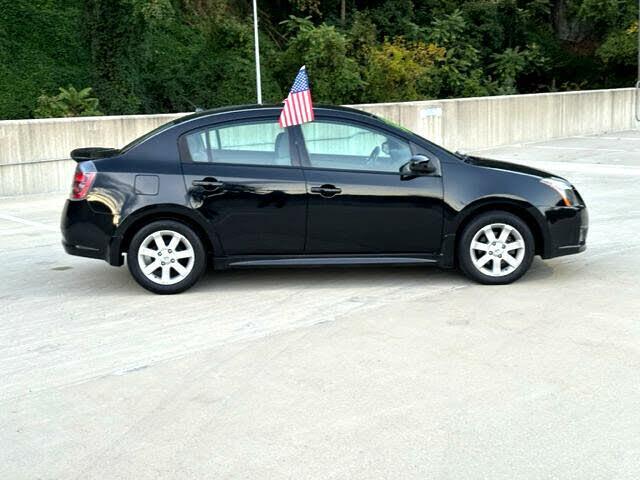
[213,253,442,270]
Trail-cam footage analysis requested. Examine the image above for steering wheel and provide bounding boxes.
[365,146,380,166]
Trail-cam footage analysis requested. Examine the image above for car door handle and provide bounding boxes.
[192,178,224,190]
[310,184,342,197]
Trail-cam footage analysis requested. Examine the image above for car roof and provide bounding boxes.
[120,103,404,155]
[173,103,380,125]
[123,102,454,162]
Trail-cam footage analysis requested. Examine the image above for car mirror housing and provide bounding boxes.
[400,155,436,177]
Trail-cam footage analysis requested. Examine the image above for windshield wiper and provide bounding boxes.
[455,151,472,163]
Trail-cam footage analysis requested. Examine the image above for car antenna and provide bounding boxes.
[181,97,204,112]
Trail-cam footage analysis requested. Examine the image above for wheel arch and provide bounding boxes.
[109,205,219,266]
[452,198,548,262]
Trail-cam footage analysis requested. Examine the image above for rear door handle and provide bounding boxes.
[310,184,342,198]
[190,178,225,201]
[192,179,224,189]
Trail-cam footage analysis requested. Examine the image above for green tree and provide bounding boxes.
[425,9,488,97]
[596,21,638,87]
[0,0,91,119]
[491,45,548,94]
[279,21,363,103]
[0,0,639,119]
[363,38,445,102]
[84,0,146,114]
[34,86,102,118]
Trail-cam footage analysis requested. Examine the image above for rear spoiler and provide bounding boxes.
[70,147,120,162]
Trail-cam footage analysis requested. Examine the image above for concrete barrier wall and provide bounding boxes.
[0,114,181,197]
[1,88,637,196]
[354,88,639,151]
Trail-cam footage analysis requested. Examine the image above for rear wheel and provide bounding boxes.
[458,211,534,285]
[127,220,206,294]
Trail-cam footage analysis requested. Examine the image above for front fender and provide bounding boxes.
[439,196,552,268]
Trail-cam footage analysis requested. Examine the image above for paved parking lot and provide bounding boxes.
[2,131,640,479]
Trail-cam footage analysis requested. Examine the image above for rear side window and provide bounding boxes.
[183,120,292,167]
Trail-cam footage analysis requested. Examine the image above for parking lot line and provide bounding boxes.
[576,135,640,141]
[532,145,626,152]
[0,212,58,232]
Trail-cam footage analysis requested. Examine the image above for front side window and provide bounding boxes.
[300,120,412,173]
[184,120,291,166]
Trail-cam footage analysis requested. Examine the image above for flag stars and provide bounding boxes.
[279,66,314,128]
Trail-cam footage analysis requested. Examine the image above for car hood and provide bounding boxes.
[465,155,559,180]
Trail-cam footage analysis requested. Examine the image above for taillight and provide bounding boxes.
[70,167,96,200]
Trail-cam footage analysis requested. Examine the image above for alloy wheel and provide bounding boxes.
[137,230,195,285]
[469,223,526,277]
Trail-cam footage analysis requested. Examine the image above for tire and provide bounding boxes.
[127,220,206,294]
[458,211,534,285]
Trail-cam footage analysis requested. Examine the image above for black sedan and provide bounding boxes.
[61,105,588,294]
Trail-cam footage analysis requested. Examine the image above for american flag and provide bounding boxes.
[278,66,314,128]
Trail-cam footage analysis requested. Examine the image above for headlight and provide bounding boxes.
[540,178,576,206]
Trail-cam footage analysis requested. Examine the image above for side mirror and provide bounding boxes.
[400,155,437,177]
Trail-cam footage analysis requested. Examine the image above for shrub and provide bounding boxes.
[363,38,445,102]
[34,86,102,118]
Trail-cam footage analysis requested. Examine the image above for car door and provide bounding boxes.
[298,117,443,254]
[180,117,307,255]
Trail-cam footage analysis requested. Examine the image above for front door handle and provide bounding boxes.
[310,184,342,198]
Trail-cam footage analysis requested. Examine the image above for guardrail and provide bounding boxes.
[1,88,637,196]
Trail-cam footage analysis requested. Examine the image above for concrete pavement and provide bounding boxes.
[1,131,639,479]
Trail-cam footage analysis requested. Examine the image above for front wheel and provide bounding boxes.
[127,220,206,294]
[458,211,534,285]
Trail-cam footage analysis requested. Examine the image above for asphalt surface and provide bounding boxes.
[1,131,640,479]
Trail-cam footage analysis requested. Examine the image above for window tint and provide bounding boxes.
[300,120,412,173]
[184,121,291,166]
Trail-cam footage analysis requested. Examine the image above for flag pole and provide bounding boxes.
[635,0,640,121]
[252,0,262,104]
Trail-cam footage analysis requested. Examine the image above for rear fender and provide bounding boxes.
[109,204,221,266]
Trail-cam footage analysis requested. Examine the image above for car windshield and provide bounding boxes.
[120,120,178,153]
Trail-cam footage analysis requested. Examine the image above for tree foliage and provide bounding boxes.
[364,38,445,102]
[35,86,102,118]
[0,0,91,119]
[279,21,363,103]
[0,0,637,119]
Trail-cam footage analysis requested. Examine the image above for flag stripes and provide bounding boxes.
[279,66,314,128]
